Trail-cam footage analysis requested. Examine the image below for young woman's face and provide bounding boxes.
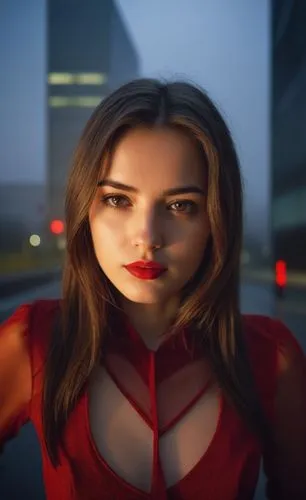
[89,126,210,305]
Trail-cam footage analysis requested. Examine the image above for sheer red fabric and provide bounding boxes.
[0,299,306,499]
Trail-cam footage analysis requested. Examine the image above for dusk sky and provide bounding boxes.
[0,0,270,247]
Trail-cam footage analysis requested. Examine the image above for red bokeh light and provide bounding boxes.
[50,219,64,235]
[275,260,287,287]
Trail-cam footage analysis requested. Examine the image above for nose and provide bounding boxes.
[131,208,163,253]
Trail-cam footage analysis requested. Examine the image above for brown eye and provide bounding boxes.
[102,195,131,208]
[169,200,197,214]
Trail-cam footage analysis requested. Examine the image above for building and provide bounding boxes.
[0,0,139,256]
[272,0,306,270]
[47,0,139,240]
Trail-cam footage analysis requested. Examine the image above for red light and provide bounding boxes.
[50,219,64,235]
[275,260,287,287]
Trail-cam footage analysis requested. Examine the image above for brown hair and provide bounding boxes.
[43,78,270,465]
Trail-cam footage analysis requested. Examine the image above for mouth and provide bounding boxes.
[124,260,167,280]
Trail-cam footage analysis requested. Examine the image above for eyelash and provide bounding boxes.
[101,194,198,215]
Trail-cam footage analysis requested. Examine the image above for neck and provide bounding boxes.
[122,297,180,350]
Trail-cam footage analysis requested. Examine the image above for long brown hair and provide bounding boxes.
[43,78,270,466]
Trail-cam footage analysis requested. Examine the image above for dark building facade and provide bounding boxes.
[272,0,306,270]
[47,0,139,232]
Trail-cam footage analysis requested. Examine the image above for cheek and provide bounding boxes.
[177,217,209,247]
[171,219,210,265]
[90,216,125,256]
[181,230,208,257]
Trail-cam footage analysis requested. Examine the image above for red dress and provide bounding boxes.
[0,299,305,499]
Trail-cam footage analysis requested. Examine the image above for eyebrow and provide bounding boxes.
[97,179,205,196]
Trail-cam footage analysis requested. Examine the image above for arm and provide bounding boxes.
[263,320,306,499]
[0,305,32,451]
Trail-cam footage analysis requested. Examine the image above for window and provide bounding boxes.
[48,73,107,85]
[48,96,103,108]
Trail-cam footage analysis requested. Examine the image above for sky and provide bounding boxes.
[0,0,47,185]
[0,0,270,249]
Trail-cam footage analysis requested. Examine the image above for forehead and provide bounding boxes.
[106,126,206,188]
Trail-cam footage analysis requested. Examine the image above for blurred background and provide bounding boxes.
[0,0,305,498]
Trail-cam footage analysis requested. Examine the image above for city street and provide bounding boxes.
[0,278,305,499]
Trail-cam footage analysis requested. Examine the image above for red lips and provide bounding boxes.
[124,260,167,280]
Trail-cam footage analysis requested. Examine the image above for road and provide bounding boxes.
[0,278,305,499]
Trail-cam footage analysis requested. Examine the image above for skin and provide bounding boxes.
[89,126,210,348]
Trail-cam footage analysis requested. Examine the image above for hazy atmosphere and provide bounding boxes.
[0,0,270,250]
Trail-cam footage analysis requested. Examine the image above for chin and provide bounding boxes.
[118,284,168,305]
[122,291,162,305]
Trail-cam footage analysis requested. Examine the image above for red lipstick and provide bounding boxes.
[124,260,167,280]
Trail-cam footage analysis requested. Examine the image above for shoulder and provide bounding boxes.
[1,299,61,374]
[242,314,304,363]
[1,299,60,331]
[242,314,305,418]
[0,299,60,438]
[1,299,61,340]
[0,300,57,354]
[248,317,306,496]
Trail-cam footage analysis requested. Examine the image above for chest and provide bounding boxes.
[88,365,223,493]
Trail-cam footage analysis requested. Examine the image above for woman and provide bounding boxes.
[0,79,305,499]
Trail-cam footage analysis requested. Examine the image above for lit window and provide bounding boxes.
[48,96,103,108]
[49,96,70,107]
[48,72,107,85]
[48,73,75,84]
[75,73,107,85]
